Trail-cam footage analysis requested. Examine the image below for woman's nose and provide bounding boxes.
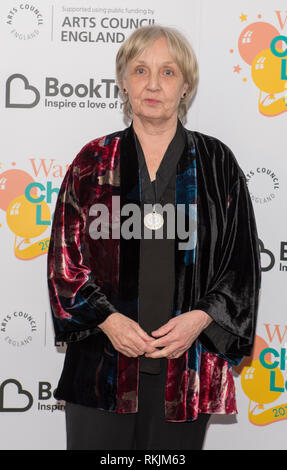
[146,70,161,90]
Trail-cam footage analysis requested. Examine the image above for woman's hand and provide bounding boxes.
[98,312,158,357]
[144,310,213,359]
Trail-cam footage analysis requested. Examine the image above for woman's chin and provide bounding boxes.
[135,110,172,122]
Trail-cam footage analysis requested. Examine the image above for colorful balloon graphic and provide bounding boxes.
[238,22,280,65]
[241,359,284,405]
[251,48,287,93]
[6,194,50,238]
[0,169,34,211]
[234,335,271,374]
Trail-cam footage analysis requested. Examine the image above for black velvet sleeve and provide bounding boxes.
[196,174,261,358]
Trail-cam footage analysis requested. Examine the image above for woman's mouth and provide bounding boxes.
[144,98,161,105]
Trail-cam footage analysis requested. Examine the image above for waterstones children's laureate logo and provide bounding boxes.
[235,325,287,426]
[0,159,67,260]
[231,11,287,116]
[6,3,43,40]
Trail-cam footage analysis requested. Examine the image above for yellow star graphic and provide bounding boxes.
[240,13,248,22]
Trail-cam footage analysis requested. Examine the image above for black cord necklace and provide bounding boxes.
[143,179,164,230]
[135,137,165,231]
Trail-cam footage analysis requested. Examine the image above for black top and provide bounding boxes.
[133,120,186,374]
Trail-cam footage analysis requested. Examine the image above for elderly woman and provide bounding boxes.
[47,25,261,450]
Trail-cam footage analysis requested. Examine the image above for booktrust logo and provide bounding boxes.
[0,379,33,412]
[259,239,287,273]
[0,379,64,413]
[6,74,40,108]
[5,73,121,110]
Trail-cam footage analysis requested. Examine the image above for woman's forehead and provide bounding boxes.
[128,37,177,65]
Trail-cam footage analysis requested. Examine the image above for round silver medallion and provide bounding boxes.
[144,210,164,230]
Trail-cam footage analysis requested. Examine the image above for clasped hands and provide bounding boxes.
[98,310,212,360]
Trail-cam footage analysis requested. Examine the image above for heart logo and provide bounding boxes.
[6,74,40,108]
[0,379,33,412]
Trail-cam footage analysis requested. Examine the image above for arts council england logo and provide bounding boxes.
[6,3,44,40]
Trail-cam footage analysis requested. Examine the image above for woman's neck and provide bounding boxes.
[132,115,178,151]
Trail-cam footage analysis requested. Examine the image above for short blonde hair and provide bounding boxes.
[116,25,199,123]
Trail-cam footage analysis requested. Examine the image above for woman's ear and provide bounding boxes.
[183,82,189,96]
[122,74,128,94]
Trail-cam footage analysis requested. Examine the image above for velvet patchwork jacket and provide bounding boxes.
[47,124,261,421]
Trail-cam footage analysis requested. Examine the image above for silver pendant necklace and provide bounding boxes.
[144,203,164,231]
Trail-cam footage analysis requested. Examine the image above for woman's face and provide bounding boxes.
[123,36,188,124]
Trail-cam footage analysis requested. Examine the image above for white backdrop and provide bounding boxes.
[1,0,287,450]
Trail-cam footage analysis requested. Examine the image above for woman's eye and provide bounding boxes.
[164,69,174,76]
[136,68,145,74]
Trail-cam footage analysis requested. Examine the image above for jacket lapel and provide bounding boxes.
[165,129,198,420]
[118,124,141,310]
[116,124,141,413]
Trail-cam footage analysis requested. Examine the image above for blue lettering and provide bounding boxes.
[269,370,285,393]
[25,182,59,204]
[36,205,50,225]
[259,348,279,369]
[281,59,287,80]
[46,181,59,203]
[25,182,45,203]
[270,35,287,58]
[280,348,286,371]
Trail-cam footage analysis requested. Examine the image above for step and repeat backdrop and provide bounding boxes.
[0,0,287,450]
